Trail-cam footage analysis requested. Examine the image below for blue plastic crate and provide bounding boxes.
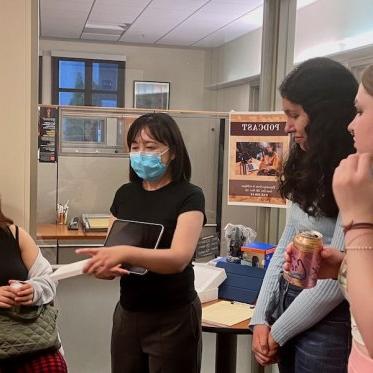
[217,258,265,304]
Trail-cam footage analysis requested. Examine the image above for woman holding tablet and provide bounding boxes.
[78,113,206,373]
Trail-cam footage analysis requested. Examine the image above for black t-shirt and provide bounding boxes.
[110,180,206,311]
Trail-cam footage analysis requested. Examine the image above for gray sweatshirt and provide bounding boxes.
[249,203,345,346]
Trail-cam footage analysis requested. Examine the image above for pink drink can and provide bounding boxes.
[283,230,323,288]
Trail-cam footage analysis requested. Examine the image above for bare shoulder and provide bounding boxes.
[13,226,39,270]
[8,224,31,239]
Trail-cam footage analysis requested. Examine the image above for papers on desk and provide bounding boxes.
[50,259,90,281]
[202,301,255,327]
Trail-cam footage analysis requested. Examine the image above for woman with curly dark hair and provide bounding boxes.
[250,57,358,372]
[283,64,373,372]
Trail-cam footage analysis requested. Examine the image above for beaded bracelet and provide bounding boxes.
[345,246,373,251]
[342,221,373,234]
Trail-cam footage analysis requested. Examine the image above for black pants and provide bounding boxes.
[111,297,202,373]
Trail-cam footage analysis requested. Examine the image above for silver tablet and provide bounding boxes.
[104,219,164,275]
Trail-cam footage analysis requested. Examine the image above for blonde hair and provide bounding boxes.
[361,65,373,96]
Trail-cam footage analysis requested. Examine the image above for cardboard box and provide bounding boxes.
[216,258,265,304]
[241,241,276,269]
[193,263,227,303]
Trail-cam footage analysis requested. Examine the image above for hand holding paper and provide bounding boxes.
[50,259,90,281]
[76,247,129,276]
[50,258,127,281]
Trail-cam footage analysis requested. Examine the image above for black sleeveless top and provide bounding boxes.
[0,226,28,286]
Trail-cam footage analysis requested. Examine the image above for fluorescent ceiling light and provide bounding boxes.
[84,23,130,35]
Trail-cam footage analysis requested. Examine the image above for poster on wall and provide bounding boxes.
[38,106,58,163]
[228,112,290,208]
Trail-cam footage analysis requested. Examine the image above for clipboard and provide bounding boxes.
[202,300,255,327]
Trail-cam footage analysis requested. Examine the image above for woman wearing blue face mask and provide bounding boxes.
[77,113,206,373]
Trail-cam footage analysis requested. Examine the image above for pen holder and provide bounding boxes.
[57,212,65,225]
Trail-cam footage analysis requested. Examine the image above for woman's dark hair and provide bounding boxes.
[279,57,358,217]
[362,64,373,96]
[0,199,13,233]
[127,113,191,182]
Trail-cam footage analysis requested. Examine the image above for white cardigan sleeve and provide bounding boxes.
[26,249,57,305]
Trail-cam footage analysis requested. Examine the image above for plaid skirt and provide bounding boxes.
[0,350,67,373]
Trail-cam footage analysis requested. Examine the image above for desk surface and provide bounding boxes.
[37,224,107,240]
[202,300,252,335]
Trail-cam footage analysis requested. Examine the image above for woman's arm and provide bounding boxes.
[333,153,373,356]
[345,229,373,357]
[270,278,344,345]
[250,204,300,365]
[16,226,56,305]
[250,204,298,326]
[79,210,204,275]
[270,216,346,346]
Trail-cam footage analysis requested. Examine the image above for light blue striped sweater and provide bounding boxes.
[250,203,345,346]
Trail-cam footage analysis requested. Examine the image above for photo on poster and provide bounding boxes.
[235,141,284,177]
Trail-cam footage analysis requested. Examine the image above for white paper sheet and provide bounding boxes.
[50,259,90,281]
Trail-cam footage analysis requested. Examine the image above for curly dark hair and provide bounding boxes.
[279,57,357,217]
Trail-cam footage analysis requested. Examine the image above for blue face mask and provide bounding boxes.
[130,149,169,181]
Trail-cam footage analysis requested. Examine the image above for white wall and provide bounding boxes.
[0,0,38,233]
[206,0,373,96]
[207,29,262,86]
[40,39,207,111]
[294,0,373,62]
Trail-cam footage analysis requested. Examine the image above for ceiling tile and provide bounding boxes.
[88,0,149,25]
[40,0,266,48]
[120,10,191,43]
[193,16,260,47]
[157,0,263,45]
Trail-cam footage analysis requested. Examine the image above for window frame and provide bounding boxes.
[52,56,125,107]
[57,109,134,157]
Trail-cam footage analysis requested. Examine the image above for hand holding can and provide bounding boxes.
[283,231,323,288]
